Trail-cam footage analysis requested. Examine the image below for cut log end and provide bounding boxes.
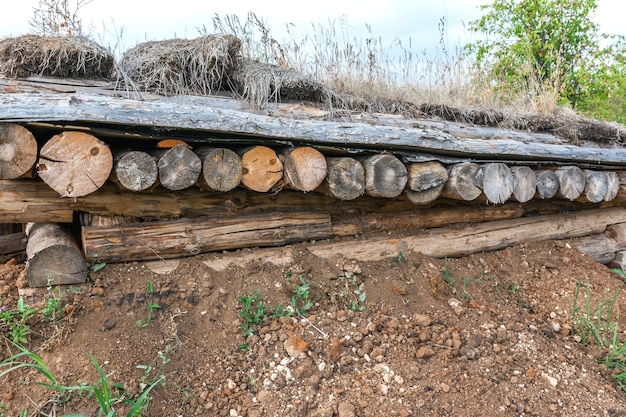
[482,163,514,204]
[111,150,158,191]
[156,144,202,191]
[535,170,559,199]
[196,147,242,192]
[240,146,284,193]
[37,131,113,197]
[317,157,365,200]
[0,123,38,179]
[555,166,586,201]
[583,170,609,203]
[361,154,408,198]
[283,147,328,192]
[441,162,483,201]
[510,166,537,203]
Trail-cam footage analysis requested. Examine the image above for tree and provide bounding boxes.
[466,0,626,122]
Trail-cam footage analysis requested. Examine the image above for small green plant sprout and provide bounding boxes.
[0,343,164,416]
[41,287,65,324]
[239,290,266,340]
[387,251,406,268]
[137,281,161,328]
[335,271,367,312]
[442,258,456,290]
[571,281,626,393]
[290,276,314,316]
[0,297,38,346]
[90,254,107,273]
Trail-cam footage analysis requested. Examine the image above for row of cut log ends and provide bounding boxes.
[0,126,623,204]
[19,206,626,288]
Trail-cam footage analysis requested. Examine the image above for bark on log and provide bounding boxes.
[510,166,536,203]
[570,235,617,263]
[330,203,525,236]
[555,166,586,201]
[441,162,483,201]
[282,147,328,192]
[482,163,514,204]
[195,147,242,192]
[37,131,112,197]
[315,157,365,201]
[240,146,284,193]
[82,211,332,263]
[581,170,608,203]
[109,150,158,191]
[152,144,202,191]
[406,161,448,192]
[404,184,445,205]
[307,207,626,260]
[0,179,423,223]
[5,92,626,165]
[361,153,408,198]
[25,223,88,287]
[0,232,26,256]
[535,170,559,199]
[0,123,38,179]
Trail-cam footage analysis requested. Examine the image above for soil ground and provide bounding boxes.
[1,236,626,416]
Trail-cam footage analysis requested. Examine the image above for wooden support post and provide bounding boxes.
[25,223,88,287]
[580,170,608,203]
[0,123,38,179]
[37,131,113,197]
[404,161,448,205]
[604,171,620,202]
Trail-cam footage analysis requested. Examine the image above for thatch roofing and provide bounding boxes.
[0,34,115,79]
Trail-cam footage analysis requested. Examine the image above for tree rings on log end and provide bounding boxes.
[157,144,202,191]
[535,170,559,199]
[240,146,284,193]
[111,150,158,191]
[319,157,365,201]
[361,154,408,198]
[555,166,586,201]
[196,147,243,192]
[442,162,483,201]
[0,123,38,179]
[283,147,328,192]
[510,166,537,203]
[37,131,113,197]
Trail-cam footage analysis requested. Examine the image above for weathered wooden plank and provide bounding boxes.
[1,93,625,165]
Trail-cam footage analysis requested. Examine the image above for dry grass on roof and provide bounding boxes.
[119,35,241,96]
[231,59,336,108]
[0,34,114,79]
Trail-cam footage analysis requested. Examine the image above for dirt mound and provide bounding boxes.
[1,238,626,416]
[0,34,115,79]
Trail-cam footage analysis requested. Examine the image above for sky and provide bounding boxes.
[1,0,625,59]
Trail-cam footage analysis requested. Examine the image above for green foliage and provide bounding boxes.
[0,297,38,346]
[0,343,164,416]
[41,288,66,324]
[136,281,161,329]
[238,290,267,343]
[290,276,314,316]
[387,251,406,268]
[334,272,367,312]
[466,0,626,121]
[571,281,626,392]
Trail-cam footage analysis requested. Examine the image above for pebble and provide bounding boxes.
[459,345,479,360]
[416,346,436,359]
[338,401,356,417]
[413,313,432,326]
[448,298,466,315]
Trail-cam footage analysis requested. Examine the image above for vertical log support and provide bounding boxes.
[441,162,483,201]
[25,223,88,287]
[555,166,586,201]
[316,157,365,201]
[404,161,448,205]
[482,163,514,204]
[535,170,559,199]
[195,147,242,192]
[110,150,158,191]
[510,166,536,203]
[282,147,328,192]
[360,153,408,198]
[240,146,284,193]
[152,144,202,191]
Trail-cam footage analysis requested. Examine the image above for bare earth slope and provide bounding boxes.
[1,236,626,417]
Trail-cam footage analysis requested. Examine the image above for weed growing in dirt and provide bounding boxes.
[571,281,626,392]
[290,275,314,316]
[238,290,267,351]
[41,288,65,324]
[335,271,367,312]
[0,297,38,346]
[387,251,406,268]
[136,281,161,328]
[0,343,164,416]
